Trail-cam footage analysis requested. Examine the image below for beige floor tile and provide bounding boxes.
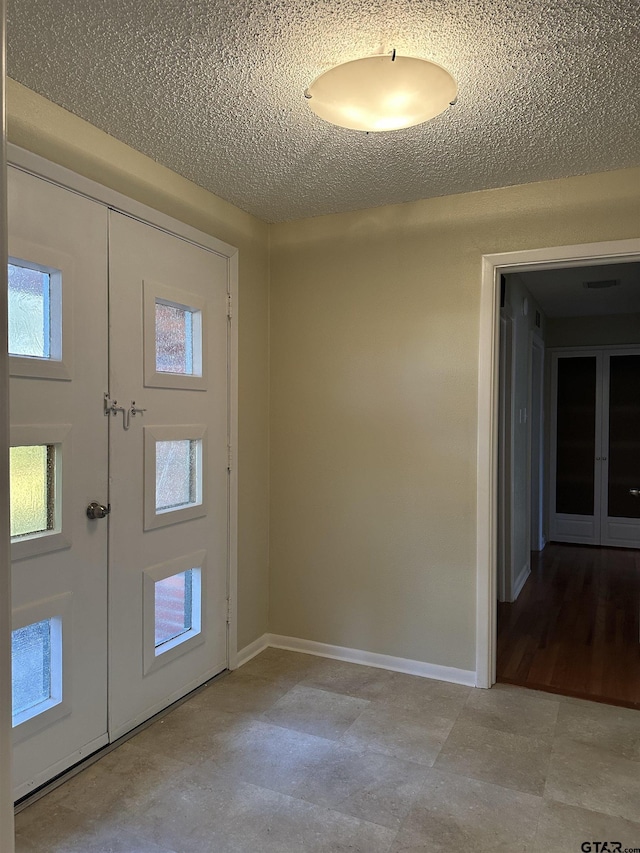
[15,801,177,853]
[36,740,188,820]
[205,717,428,828]
[301,658,397,699]
[127,700,252,764]
[458,684,560,740]
[286,745,429,829]
[379,671,471,718]
[206,717,336,791]
[236,647,327,685]
[112,762,397,853]
[545,737,640,822]
[191,670,291,715]
[262,684,369,739]
[533,799,640,853]
[340,702,455,766]
[19,651,640,852]
[390,768,542,853]
[554,700,640,761]
[434,719,552,795]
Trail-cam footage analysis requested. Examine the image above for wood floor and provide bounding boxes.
[497,542,640,709]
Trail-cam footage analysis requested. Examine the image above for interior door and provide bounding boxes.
[549,351,602,545]
[8,167,109,798]
[601,351,640,547]
[107,211,229,739]
[550,348,640,548]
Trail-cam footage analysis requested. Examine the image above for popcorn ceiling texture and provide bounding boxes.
[7,0,639,222]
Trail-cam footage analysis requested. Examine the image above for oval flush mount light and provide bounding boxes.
[305,52,458,132]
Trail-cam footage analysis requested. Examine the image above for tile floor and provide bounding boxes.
[15,649,640,852]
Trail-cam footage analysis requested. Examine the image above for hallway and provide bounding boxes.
[498,543,640,709]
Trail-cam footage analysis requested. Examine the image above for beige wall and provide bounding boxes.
[270,168,640,672]
[7,79,640,674]
[7,80,270,651]
[547,313,640,348]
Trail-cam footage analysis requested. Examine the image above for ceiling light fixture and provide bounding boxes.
[305,50,458,132]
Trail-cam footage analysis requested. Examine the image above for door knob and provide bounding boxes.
[86,501,111,520]
[630,489,640,497]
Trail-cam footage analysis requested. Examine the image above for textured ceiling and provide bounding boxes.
[519,263,640,318]
[7,0,640,222]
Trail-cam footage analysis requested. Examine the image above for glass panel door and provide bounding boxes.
[550,353,601,545]
[107,211,228,739]
[607,355,640,520]
[551,348,640,549]
[555,356,597,515]
[8,167,109,799]
[601,351,640,547]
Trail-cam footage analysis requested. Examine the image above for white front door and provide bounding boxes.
[8,167,109,799]
[107,211,229,739]
[9,163,233,796]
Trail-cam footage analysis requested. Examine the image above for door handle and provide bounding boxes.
[630,489,640,497]
[86,502,111,520]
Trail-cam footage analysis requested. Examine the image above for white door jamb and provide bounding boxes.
[476,238,640,689]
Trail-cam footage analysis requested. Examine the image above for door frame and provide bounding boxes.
[0,1,16,846]
[497,309,514,602]
[476,237,640,688]
[529,332,545,553]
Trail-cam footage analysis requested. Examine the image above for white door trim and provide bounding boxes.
[0,0,16,843]
[497,310,514,602]
[529,332,545,553]
[476,238,640,689]
[7,144,234,258]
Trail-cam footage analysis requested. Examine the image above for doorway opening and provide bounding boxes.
[495,262,640,708]
[475,237,640,698]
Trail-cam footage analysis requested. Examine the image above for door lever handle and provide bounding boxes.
[630,489,640,497]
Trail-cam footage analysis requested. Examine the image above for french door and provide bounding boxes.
[107,211,228,738]
[550,348,640,548]
[8,165,231,797]
[9,165,109,799]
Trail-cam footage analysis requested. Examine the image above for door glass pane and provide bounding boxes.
[608,354,640,519]
[10,445,55,538]
[155,570,194,648]
[155,301,198,375]
[555,357,597,515]
[8,262,51,358]
[156,439,199,512]
[12,620,52,721]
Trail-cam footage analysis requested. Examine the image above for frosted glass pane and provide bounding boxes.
[10,445,55,538]
[12,620,52,719]
[155,570,193,647]
[156,439,199,512]
[156,301,194,374]
[8,263,51,358]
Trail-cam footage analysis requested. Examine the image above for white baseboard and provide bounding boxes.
[234,633,270,669]
[512,562,531,601]
[263,633,476,687]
